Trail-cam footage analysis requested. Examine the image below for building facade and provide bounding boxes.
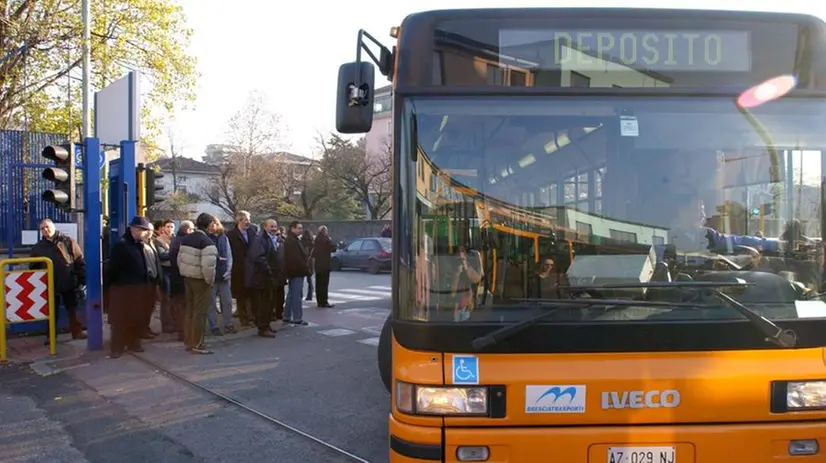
[148,157,228,220]
[364,85,393,156]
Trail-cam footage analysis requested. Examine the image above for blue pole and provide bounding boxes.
[83,137,103,351]
[108,159,122,245]
[6,167,13,258]
[119,140,137,222]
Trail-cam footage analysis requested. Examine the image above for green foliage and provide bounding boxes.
[319,132,391,219]
[149,190,194,220]
[319,186,365,220]
[0,0,198,149]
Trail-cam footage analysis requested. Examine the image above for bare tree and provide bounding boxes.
[224,89,285,176]
[293,158,328,219]
[320,133,391,219]
[203,89,290,217]
[166,126,183,192]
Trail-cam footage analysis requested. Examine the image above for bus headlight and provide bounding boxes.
[788,381,826,410]
[396,381,489,416]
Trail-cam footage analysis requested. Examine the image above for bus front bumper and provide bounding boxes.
[389,414,826,462]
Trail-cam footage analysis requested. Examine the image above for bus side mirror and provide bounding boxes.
[336,61,375,134]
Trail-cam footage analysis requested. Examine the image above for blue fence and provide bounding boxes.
[0,130,73,254]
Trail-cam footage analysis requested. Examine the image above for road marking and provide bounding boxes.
[358,337,380,346]
[361,326,383,335]
[335,308,388,320]
[317,328,356,337]
[303,299,349,306]
[341,289,391,297]
[328,292,382,300]
[368,285,392,291]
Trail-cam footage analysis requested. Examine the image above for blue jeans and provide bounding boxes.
[285,277,304,321]
[207,279,233,330]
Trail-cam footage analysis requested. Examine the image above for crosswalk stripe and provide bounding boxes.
[358,337,380,346]
[328,292,382,301]
[361,326,383,335]
[303,299,348,305]
[317,328,356,337]
[368,285,392,291]
[341,289,391,297]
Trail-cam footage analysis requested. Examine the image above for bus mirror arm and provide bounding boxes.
[356,29,394,78]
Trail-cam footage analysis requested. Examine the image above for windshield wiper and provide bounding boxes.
[471,299,715,351]
[711,290,797,347]
[471,281,797,350]
[570,281,796,347]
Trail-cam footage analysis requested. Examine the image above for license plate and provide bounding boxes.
[607,446,676,463]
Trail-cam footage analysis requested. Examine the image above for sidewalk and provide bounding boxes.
[1,310,387,463]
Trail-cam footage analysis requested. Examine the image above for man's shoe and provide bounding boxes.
[187,345,213,354]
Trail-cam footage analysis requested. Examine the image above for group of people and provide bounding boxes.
[104,211,337,357]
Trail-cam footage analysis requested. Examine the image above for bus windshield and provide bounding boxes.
[402,95,826,324]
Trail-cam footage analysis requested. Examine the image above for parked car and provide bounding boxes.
[331,237,391,274]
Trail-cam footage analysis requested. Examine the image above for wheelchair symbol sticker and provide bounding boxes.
[452,355,479,385]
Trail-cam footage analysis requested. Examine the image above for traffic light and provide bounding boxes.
[41,143,76,210]
[145,168,166,209]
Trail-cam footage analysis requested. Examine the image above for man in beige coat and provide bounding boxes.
[177,213,219,354]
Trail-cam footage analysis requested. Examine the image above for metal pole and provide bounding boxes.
[136,163,146,216]
[82,0,91,138]
[83,137,103,351]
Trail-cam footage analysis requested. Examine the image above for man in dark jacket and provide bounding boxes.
[105,216,154,358]
[311,225,336,308]
[283,221,311,326]
[169,220,194,342]
[245,219,281,337]
[30,218,87,340]
[226,210,258,327]
[140,222,163,339]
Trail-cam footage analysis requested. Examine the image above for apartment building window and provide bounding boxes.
[374,93,391,114]
[594,166,605,215]
[570,71,590,88]
[652,235,665,245]
[609,229,637,243]
[576,221,593,236]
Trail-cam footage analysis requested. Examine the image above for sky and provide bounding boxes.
[159,0,825,161]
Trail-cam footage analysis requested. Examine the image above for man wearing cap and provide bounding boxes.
[105,216,155,358]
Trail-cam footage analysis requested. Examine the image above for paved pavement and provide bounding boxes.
[1,271,393,463]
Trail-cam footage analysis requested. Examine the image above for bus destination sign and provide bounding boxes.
[499,30,752,72]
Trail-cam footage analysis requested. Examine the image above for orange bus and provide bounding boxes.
[335,8,826,462]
